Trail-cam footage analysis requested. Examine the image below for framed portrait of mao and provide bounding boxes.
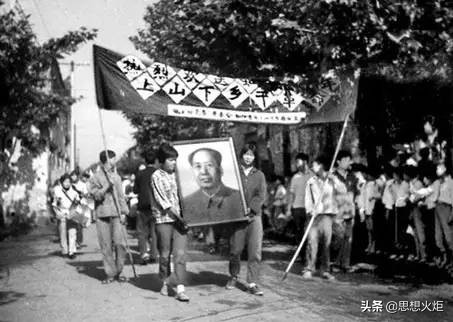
[173,137,248,227]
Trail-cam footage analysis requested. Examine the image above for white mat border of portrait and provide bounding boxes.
[173,137,248,227]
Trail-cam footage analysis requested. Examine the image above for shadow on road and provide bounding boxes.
[68,260,231,294]
[129,270,230,293]
[68,260,105,282]
[0,291,25,306]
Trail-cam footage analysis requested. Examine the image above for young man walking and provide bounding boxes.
[89,150,129,284]
[332,150,356,272]
[152,143,189,302]
[134,149,159,265]
[302,155,339,280]
[286,153,312,246]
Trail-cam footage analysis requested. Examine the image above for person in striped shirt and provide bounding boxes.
[151,143,189,302]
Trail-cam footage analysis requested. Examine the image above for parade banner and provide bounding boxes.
[94,45,359,124]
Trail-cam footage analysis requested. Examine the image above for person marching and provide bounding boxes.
[52,173,80,259]
[332,150,356,272]
[226,144,267,296]
[151,143,189,302]
[301,155,340,280]
[89,150,129,284]
[70,170,85,248]
[286,153,312,245]
[134,149,159,265]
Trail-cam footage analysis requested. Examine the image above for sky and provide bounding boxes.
[18,0,156,168]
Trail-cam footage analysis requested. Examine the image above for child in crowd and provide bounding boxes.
[389,167,410,258]
[381,166,395,254]
[410,167,436,262]
[272,176,287,225]
[357,166,381,254]
[372,167,386,254]
[433,163,453,267]
[407,165,424,260]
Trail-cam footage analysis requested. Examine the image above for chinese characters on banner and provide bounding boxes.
[116,55,339,112]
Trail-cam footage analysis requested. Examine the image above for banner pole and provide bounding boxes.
[96,108,138,279]
[282,112,351,281]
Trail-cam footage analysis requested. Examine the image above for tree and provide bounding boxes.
[129,0,453,150]
[132,0,453,91]
[0,4,97,185]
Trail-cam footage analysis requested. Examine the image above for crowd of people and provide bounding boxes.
[49,143,267,302]
[47,115,453,303]
[264,116,453,280]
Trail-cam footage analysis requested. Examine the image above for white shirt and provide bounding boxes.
[305,175,338,216]
[52,185,79,217]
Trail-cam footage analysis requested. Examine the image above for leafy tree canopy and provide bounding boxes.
[132,0,453,92]
[128,0,453,153]
[0,3,97,180]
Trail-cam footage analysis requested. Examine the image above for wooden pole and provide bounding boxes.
[282,113,351,280]
[97,108,137,279]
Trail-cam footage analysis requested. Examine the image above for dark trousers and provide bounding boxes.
[373,202,387,252]
[292,207,307,261]
[136,209,158,259]
[229,216,263,284]
[412,206,427,260]
[96,217,126,278]
[388,206,410,252]
[292,207,307,240]
[155,223,187,285]
[422,207,437,259]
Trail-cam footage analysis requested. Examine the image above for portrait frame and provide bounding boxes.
[173,137,248,227]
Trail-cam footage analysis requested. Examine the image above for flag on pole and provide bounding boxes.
[93,45,359,125]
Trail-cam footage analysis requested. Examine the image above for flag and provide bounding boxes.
[93,45,359,125]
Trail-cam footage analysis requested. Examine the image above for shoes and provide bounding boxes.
[176,292,190,302]
[116,275,129,283]
[68,253,76,259]
[160,283,169,296]
[321,272,335,281]
[301,271,313,279]
[248,284,263,296]
[225,277,237,290]
[140,255,150,265]
[101,277,115,284]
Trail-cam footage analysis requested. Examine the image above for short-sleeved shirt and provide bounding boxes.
[151,168,180,224]
[289,171,313,209]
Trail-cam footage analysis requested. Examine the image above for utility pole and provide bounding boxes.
[60,60,90,171]
[70,61,75,170]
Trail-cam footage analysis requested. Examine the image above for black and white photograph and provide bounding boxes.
[1,0,453,321]
[173,137,248,227]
